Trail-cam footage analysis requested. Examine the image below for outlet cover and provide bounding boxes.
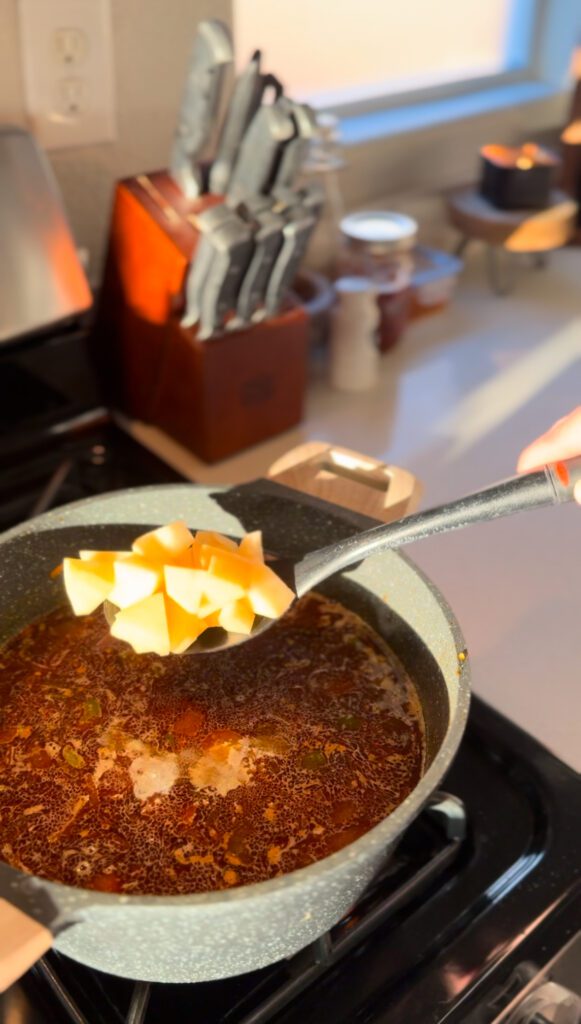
[18,0,116,150]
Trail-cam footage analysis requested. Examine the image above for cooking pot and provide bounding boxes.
[0,453,470,986]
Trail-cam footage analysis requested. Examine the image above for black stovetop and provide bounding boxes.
[0,328,579,1024]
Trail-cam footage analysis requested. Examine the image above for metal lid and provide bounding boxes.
[340,211,418,253]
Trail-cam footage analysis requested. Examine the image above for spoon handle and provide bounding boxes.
[295,457,581,595]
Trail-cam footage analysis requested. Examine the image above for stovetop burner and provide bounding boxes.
[0,409,184,533]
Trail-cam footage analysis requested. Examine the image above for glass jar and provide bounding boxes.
[338,211,417,352]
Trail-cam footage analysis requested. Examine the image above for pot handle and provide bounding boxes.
[268,442,422,522]
[0,898,53,992]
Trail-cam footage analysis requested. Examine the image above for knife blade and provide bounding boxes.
[226,101,296,205]
[271,100,318,190]
[170,19,233,199]
[182,209,254,339]
[208,53,283,196]
[231,202,285,326]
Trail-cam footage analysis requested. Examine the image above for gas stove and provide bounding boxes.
[0,324,579,1024]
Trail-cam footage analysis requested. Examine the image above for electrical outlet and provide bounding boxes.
[18,0,116,150]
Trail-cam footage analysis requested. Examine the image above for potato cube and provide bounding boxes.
[218,598,255,635]
[247,562,295,619]
[110,592,171,656]
[108,555,163,609]
[63,557,115,616]
[132,520,194,563]
[237,531,263,562]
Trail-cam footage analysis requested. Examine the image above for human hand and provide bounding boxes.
[517,407,581,504]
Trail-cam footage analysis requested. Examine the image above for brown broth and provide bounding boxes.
[0,592,425,894]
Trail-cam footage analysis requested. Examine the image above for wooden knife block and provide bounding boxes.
[94,172,309,464]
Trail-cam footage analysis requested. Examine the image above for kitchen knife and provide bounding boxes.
[183,210,254,339]
[181,204,236,327]
[226,102,296,205]
[170,19,233,199]
[208,53,283,196]
[263,190,322,318]
[231,203,285,326]
[271,100,318,190]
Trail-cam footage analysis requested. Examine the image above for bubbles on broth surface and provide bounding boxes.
[0,593,425,894]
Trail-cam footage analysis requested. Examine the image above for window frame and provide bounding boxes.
[295,0,545,119]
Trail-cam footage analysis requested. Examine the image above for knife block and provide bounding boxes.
[94,171,309,463]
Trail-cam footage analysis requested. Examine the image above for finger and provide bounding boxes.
[516,407,581,473]
[575,480,581,506]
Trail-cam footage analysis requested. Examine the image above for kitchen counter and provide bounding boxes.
[127,248,581,772]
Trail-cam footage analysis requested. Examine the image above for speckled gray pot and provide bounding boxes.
[0,482,470,983]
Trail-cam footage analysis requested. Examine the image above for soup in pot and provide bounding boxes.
[0,592,425,895]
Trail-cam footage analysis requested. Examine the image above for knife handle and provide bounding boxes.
[272,102,317,190]
[234,210,285,324]
[226,104,295,203]
[264,206,318,317]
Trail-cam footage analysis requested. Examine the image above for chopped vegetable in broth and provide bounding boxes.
[0,592,425,894]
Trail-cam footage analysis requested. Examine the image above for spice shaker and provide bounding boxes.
[338,211,417,351]
[329,277,380,392]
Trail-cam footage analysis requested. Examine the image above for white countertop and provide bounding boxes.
[128,249,581,772]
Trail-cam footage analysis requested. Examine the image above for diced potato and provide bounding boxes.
[63,557,115,616]
[194,531,238,553]
[110,593,171,656]
[165,597,206,654]
[132,520,194,564]
[202,570,245,606]
[164,566,208,614]
[203,548,254,590]
[237,531,263,562]
[66,523,291,655]
[247,562,295,619]
[197,594,221,619]
[218,598,255,635]
[79,550,131,563]
[108,555,163,610]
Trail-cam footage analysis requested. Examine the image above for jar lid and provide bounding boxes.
[340,211,418,253]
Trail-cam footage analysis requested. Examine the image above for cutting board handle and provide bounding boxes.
[0,898,53,992]
[268,442,422,522]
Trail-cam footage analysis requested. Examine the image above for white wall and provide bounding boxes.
[0,0,231,278]
[1,0,578,279]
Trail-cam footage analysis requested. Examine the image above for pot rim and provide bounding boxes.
[0,484,471,910]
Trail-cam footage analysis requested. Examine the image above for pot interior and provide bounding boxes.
[0,517,450,773]
[317,576,449,769]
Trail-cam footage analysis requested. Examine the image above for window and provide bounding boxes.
[232,0,539,115]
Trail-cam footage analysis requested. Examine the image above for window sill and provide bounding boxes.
[340,80,565,147]
[331,79,569,214]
